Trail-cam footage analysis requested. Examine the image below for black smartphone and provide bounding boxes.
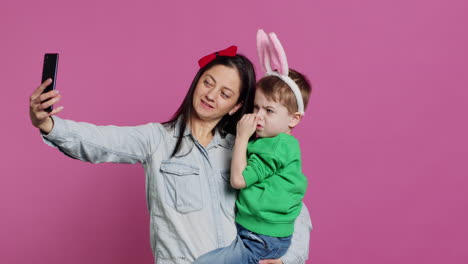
[41,53,59,112]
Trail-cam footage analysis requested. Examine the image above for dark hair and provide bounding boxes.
[163,54,256,157]
[256,68,312,114]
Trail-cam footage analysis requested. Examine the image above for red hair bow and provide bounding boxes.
[198,45,237,68]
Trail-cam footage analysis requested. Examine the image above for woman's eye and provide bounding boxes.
[221,92,230,99]
[267,109,274,113]
[204,80,212,87]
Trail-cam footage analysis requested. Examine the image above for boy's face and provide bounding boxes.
[253,88,295,138]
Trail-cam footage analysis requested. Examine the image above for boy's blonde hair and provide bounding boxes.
[256,69,312,114]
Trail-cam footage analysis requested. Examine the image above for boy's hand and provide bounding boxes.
[237,114,258,140]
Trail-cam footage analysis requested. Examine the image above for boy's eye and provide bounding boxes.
[267,109,274,113]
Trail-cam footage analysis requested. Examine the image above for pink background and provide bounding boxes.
[1,0,468,263]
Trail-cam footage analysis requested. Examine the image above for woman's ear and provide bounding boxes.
[288,112,303,128]
[229,101,243,115]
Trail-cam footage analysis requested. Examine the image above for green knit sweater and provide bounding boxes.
[235,133,307,237]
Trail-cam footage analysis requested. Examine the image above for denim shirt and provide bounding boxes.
[42,116,312,264]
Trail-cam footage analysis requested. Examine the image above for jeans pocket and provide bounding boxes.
[269,235,292,259]
[268,247,289,260]
[160,160,203,213]
[239,228,269,258]
[256,233,292,259]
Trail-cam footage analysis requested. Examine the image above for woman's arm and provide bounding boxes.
[259,204,312,264]
[281,204,313,264]
[42,116,160,164]
[31,79,161,164]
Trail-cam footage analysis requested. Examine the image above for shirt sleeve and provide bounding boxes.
[41,116,162,164]
[242,152,282,187]
[281,203,313,264]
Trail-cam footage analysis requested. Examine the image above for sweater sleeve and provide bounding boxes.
[242,152,282,187]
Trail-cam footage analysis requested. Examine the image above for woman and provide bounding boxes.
[29,47,312,264]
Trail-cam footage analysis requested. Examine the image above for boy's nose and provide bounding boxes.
[256,110,265,119]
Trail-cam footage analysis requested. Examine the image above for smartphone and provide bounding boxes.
[41,53,59,112]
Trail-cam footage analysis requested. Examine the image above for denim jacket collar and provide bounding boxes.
[172,117,234,149]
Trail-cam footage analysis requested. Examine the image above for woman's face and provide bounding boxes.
[192,64,242,122]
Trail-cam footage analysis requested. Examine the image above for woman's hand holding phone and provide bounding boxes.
[29,78,63,134]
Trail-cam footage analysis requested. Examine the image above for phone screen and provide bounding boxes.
[41,53,59,112]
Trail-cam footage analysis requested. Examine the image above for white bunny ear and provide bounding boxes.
[257,29,272,73]
[268,32,289,76]
[256,29,305,115]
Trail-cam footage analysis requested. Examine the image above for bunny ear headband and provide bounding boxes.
[257,29,304,115]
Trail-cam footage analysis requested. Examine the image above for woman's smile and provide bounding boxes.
[200,99,214,109]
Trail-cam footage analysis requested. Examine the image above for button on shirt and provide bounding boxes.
[42,116,312,264]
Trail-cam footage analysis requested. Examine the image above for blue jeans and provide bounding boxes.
[193,223,292,264]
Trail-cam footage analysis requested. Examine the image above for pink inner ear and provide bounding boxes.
[257,29,271,73]
[268,33,289,76]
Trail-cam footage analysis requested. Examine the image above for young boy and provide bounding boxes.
[193,69,312,264]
